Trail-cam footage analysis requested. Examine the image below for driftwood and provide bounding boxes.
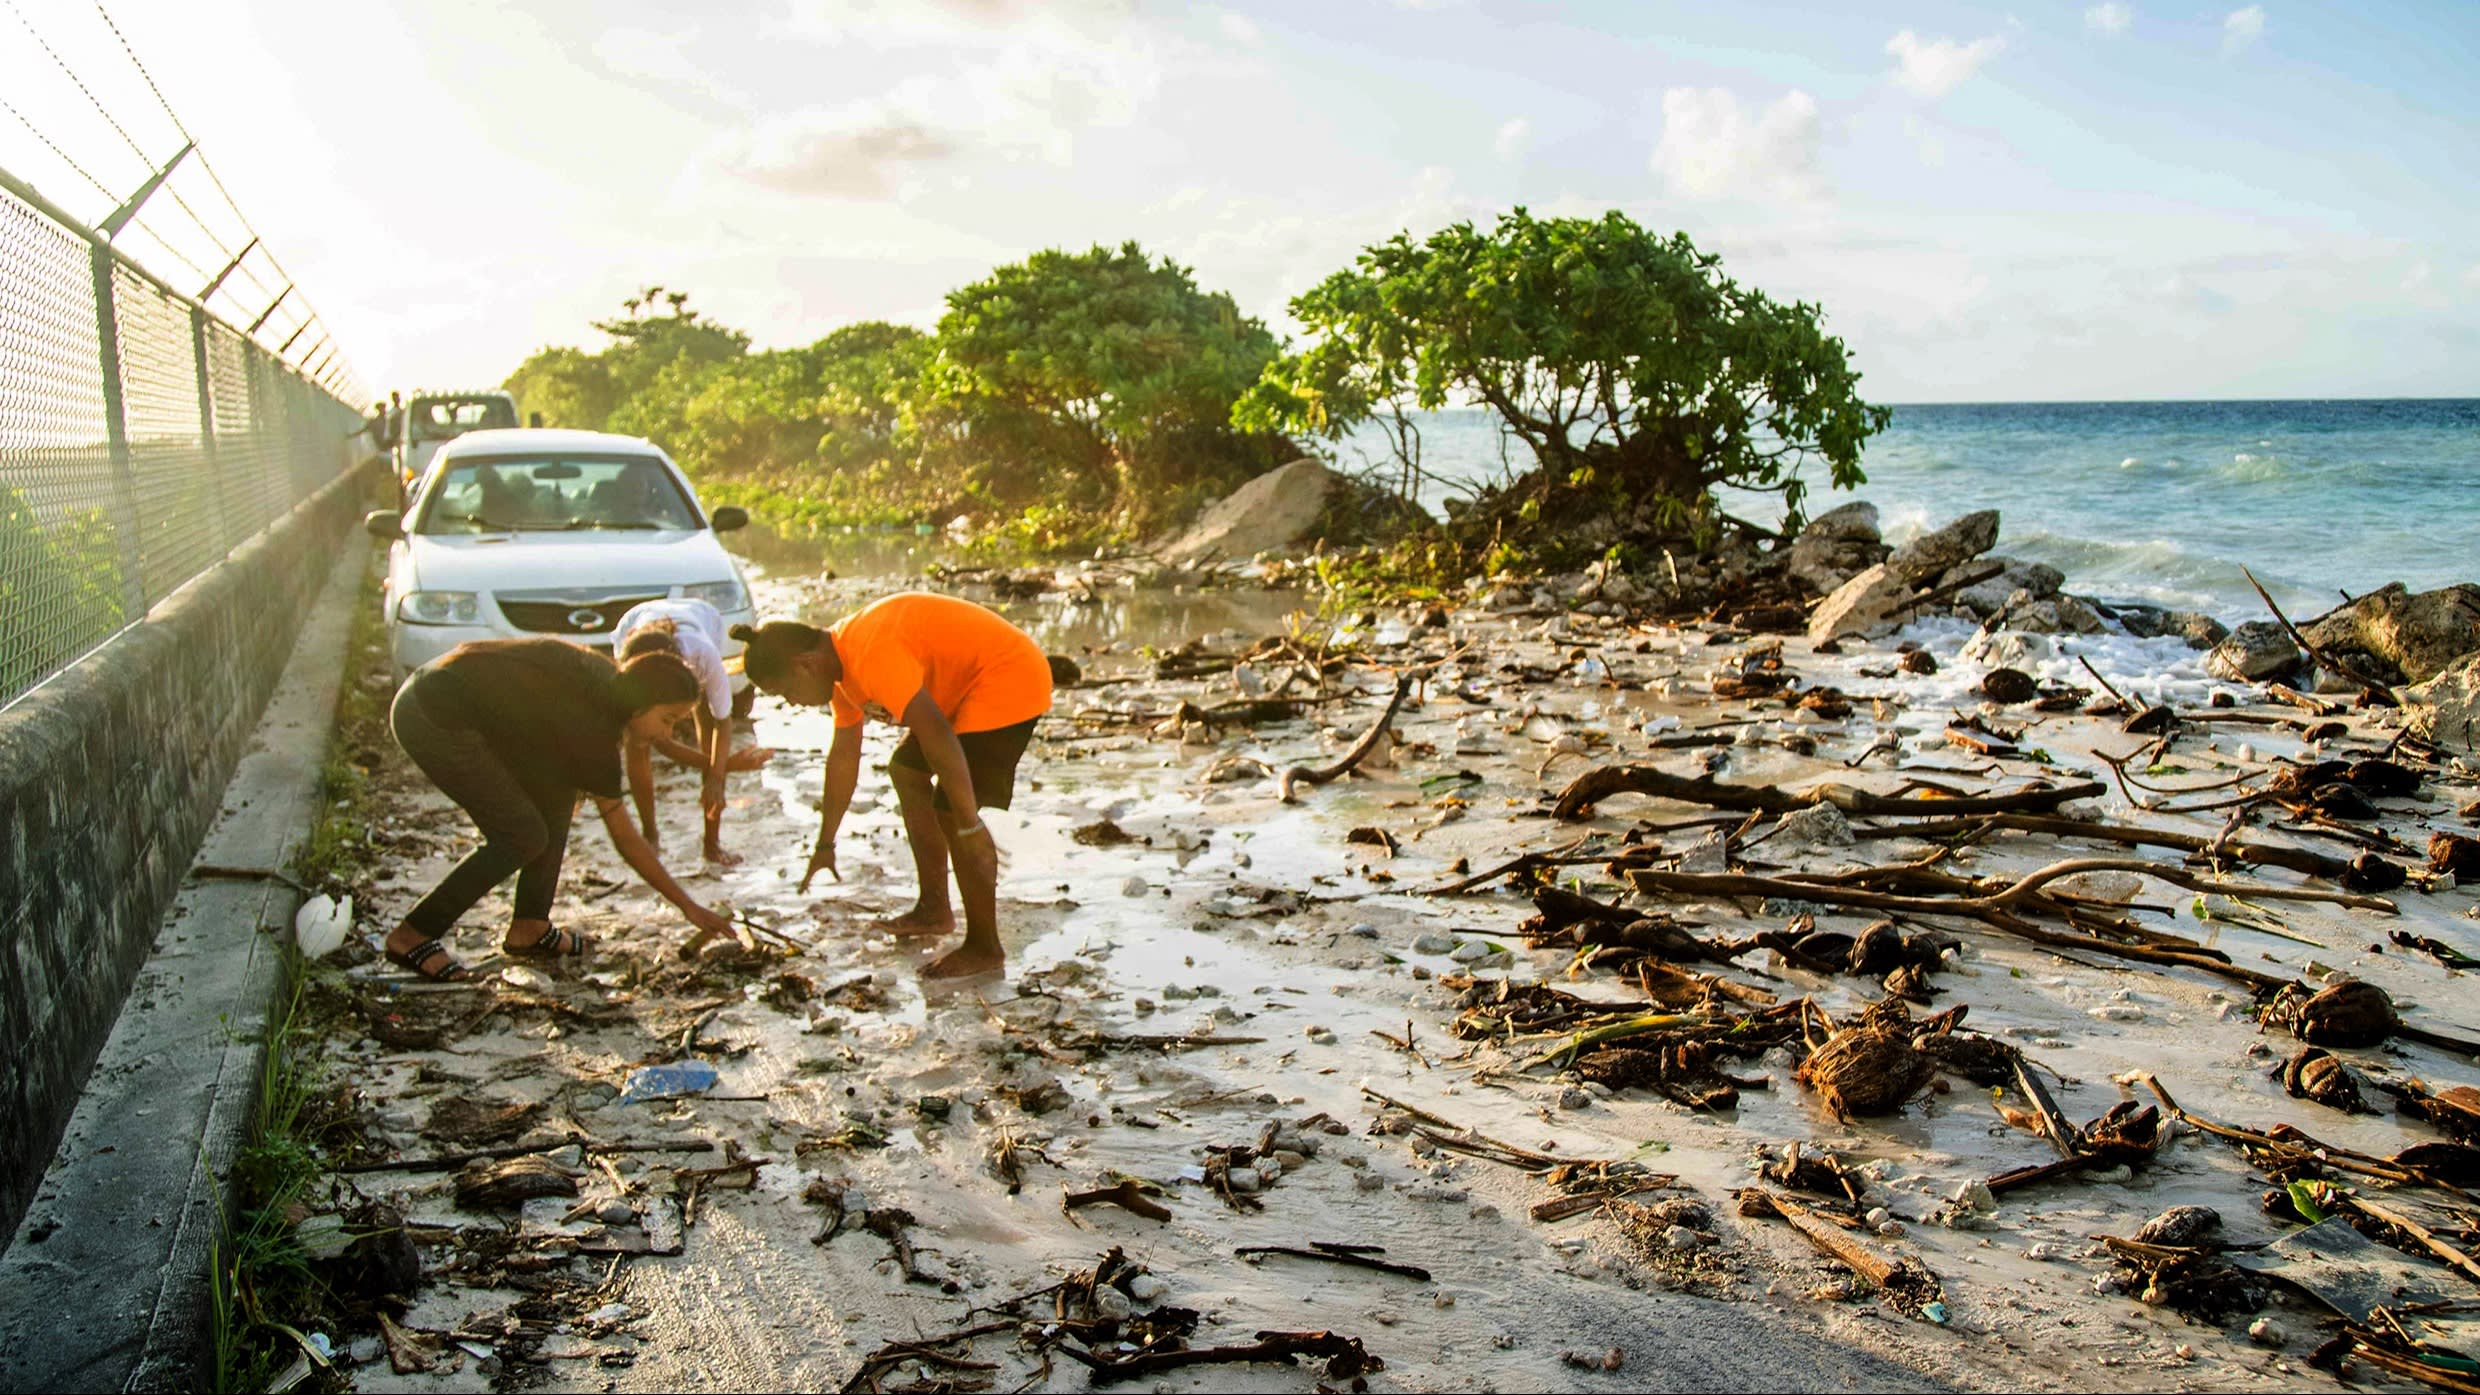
[2243,565,2397,705]
[1280,677,1413,803]
[1623,857,2377,990]
[1064,1179,1173,1222]
[1737,1187,1945,1317]
[1851,810,2388,883]
[1236,1243,1432,1282]
[1057,1330,1384,1386]
[1554,766,2104,822]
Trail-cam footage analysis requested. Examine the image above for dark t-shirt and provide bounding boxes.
[414,638,630,799]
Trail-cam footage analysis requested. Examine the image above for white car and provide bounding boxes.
[367,428,758,682]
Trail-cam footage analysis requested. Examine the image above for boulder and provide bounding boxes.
[2205,620,2302,683]
[1885,510,2000,586]
[1941,555,2064,618]
[1782,502,1890,596]
[2407,651,2480,752]
[2299,583,2480,685]
[1996,592,2109,636]
[1807,563,1914,643]
[1160,459,1427,565]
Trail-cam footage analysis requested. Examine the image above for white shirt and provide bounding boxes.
[613,598,733,720]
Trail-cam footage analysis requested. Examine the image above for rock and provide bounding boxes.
[2247,1317,2286,1348]
[2174,611,2230,650]
[1897,648,1938,675]
[1485,583,1535,612]
[1886,510,2000,585]
[1448,940,1493,963]
[1998,593,2110,636]
[1660,1225,1704,1250]
[2206,621,2301,683]
[1119,876,1149,897]
[2133,1205,2221,1247]
[2300,582,2480,684]
[1783,502,1890,595]
[1979,668,2039,704]
[1159,459,1428,565]
[1941,555,2064,617]
[1807,563,1916,643]
[2407,650,2480,752]
[1772,804,1854,850]
[1411,932,1457,954]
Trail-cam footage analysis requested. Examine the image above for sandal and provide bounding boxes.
[507,924,587,959]
[384,935,472,982]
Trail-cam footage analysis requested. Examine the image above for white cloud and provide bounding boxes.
[2223,6,2266,49]
[2084,3,2133,36]
[1218,11,1260,45]
[710,5,1162,196]
[1650,88,1822,202]
[1493,116,1531,161]
[715,103,956,197]
[1884,30,2006,99]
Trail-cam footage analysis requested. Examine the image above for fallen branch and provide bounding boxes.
[1056,1330,1384,1387]
[1852,811,2379,883]
[337,1137,715,1175]
[2243,565,2397,706]
[1280,677,1414,803]
[1737,1187,1945,1318]
[1554,765,2104,822]
[1236,1243,1433,1282]
[1063,1179,1172,1222]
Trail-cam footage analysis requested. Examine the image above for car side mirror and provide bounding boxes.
[528,411,544,428]
[364,509,407,541]
[709,506,748,533]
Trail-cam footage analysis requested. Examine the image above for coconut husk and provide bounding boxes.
[2344,758,2422,798]
[455,1154,579,1209]
[1796,1003,1935,1120]
[2280,1047,2376,1114]
[1979,668,2038,704]
[1911,1029,2019,1086]
[423,1094,543,1146]
[2267,980,2398,1048]
[2429,832,2480,880]
[1575,1040,1754,1112]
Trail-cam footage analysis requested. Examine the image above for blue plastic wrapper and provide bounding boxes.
[619,1060,720,1104]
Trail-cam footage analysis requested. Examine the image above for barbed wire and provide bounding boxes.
[0,0,365,403]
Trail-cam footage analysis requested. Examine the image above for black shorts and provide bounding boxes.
[888,717,1038,811]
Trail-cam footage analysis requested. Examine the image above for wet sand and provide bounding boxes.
[326,562,2477,1393]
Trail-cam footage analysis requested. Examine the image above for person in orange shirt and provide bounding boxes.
[731,594,1052,978]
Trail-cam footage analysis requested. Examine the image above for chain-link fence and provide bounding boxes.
[0,165,360,709]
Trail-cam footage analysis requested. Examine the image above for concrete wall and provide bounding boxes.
[0,460,382,1240]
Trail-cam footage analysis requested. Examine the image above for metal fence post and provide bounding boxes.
[90,240,148,616]
[189,305,234,554]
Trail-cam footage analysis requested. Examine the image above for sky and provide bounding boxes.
[3,0,2475,404]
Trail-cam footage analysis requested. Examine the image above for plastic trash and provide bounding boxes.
[619,1060,720,1104]
[294,894,351,959]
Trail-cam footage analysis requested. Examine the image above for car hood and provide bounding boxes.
[404,531,740,594]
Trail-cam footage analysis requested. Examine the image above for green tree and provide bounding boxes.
[1,482,127,699]
[1236,209,1889,539]
[935,242,1290,528]
[503,288,750,433]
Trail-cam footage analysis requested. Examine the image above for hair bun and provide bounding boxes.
[728,623,758,642]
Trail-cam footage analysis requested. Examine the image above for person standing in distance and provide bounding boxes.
[731,594,1051,978]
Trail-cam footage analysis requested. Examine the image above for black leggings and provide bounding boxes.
[391,674,577,936]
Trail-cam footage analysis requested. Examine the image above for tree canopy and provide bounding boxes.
[1235,209,1889,537]
[935,243,1291,526]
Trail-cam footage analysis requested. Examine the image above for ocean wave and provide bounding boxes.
[2003,528,2321,617]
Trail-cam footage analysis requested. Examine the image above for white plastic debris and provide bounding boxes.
[293,894,352,959]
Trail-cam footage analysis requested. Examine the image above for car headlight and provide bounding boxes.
[397,590,481,625]
[681,579,746,612]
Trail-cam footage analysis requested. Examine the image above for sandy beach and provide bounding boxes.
[279,541,2480,1395]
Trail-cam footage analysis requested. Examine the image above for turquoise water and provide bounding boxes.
[1350,400,2480,621]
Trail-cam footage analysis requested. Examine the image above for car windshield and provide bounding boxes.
[417,456,701,534]
[407,397,517,442]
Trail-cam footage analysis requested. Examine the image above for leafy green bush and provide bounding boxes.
[1236,208,1889,543]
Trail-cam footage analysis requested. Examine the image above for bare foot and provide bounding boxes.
[702,842,743,867]
[876,907,955,939]
[922,942,1005,979]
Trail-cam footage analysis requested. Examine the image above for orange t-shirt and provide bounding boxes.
[829,592,1052,733]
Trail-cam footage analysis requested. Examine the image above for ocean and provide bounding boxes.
[1349,399,2480,623]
